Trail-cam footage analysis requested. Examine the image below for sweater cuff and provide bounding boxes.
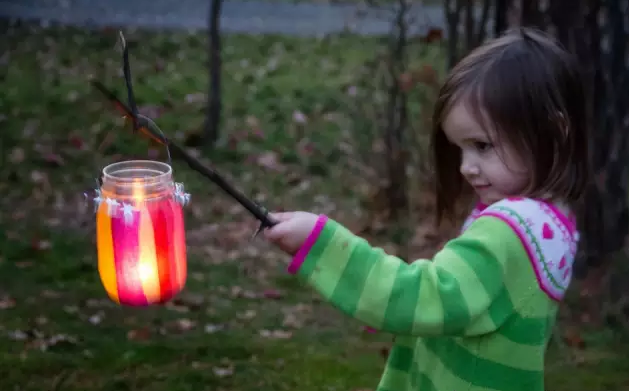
[287,214,328,274]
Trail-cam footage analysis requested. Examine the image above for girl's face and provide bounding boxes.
[442,101,530,205]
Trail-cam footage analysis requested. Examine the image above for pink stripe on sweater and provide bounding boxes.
[287,215,329,274]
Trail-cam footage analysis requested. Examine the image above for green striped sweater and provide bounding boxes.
[288,197,579,391]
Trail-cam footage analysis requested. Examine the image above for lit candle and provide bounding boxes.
[95,160,189,306]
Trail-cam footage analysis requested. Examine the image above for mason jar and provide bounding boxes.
[96,160,187,306]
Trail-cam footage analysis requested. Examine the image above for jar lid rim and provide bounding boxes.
[102,160,172,183]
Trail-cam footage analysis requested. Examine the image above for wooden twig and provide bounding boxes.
[90,33,277,231]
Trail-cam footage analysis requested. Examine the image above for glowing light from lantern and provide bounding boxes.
[95,160,189,306]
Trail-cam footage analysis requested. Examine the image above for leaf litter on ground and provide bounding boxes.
[0,20,627,391]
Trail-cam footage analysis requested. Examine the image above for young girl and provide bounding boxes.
[264,27,588,391]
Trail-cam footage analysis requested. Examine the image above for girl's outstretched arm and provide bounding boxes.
[283,214,521,337]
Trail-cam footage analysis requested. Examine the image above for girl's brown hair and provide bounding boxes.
[432,27,589,223]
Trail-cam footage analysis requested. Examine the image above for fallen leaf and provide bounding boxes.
[0,296,16,310]
[297,138,315,157]
[165,301,191,313]
[66,90,79,102]
[563,327,586,349]
[245,115,260,128]
[263,289,283,300]
[8,330,28,341]
[242,290,258,299]
[256,151,284,172]
[9,148,25,164]
[230,285,243,298]
[185,92,206,104]
[68,135,86,150]
[171,294,205,311]
[259,329,292,339]
[88,313,104,325]
[212,365,234,377]
[41,289,61,299]
[175,318,196,332]
[35,316,48,326]
[398,72,415,92]
[127,327,151,341]
[63,305,78,314]
[237,309,257,321]
[292,110,307,124]
[30,170,47,184]
[204,324,224,334]
[282,313,302,328]
[38,334,79,352]
[31,239,52,251]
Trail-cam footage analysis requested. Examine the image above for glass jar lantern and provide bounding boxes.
[95,160,189,306]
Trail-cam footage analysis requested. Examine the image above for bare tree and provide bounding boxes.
[203,0,223,146]
[571,0,629,274]
[494,0,510,35]
[340,0,433,257]
[384,0,410,227]
[444,0,493,67]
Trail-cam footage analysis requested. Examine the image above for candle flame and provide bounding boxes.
[137,261,158,282]
[132,177,145,203]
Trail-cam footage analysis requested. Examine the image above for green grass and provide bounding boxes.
[1,21,628,391]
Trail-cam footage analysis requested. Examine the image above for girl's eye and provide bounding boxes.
[474,141,493,153]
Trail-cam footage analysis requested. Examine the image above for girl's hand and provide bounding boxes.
[263,211,319,255]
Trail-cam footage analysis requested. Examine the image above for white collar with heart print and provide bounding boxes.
[461,197,579,301]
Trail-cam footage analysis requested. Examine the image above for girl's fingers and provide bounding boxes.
[263,221,289,241]
[269,212,295,222]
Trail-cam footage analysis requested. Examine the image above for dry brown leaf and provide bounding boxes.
[175,318,196,332]
[563,327,586,349]
[0,296,16,310]
[256,151,284,172]
[9,148,25,164]
[127,327,151,341]
[262,289,283,300]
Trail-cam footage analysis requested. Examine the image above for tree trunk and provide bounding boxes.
[203,0,223,146]
[519,0,541,27]
[385,0,410,225]
[494,0,509,36]
[444,0,494,67]
[574,0,629,274]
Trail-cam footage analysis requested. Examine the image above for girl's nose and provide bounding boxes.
[460,153,480,176]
